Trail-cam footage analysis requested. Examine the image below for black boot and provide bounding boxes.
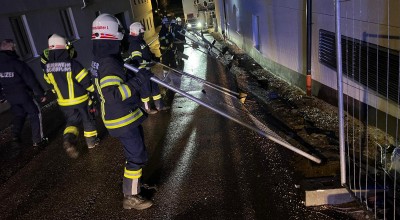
[123,194,153,210]
[63,133,79,158]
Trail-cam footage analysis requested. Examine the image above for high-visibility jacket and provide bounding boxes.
[159,25,173,50]
[44,50,94,107]
[91,40,145,134]
[128,35,155,69]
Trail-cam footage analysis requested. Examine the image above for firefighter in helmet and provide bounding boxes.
[91,13,153,210]
[44,33,99,158]
[126,22,168,114]
[159,16,177,68]
[173,17,186,68]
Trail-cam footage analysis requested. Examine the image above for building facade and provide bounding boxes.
[214,0,400,136]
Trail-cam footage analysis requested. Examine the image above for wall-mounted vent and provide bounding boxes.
[319,29,400,103]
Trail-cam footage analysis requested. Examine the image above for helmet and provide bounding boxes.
[176,17,182,25]
[162,16,169,25]
[170,18,176,24]
[92,13,125,40]
[48,34,67,50]
[129,22,145,36]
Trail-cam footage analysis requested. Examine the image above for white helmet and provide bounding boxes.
[176,17,182,25]
[129,22,145,36]
[92,13,125,40]
[48,34,67,50]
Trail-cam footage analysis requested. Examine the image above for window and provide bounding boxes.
[60,8,79,40]
[9,15,37,60]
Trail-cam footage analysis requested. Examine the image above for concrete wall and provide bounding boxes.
[215,0,400,120]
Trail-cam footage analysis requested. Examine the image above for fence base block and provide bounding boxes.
[305,188,354,206]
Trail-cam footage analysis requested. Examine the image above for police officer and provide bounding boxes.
[0,39,47,148]
[127,22,167,113]
[91,14,153,210]
[159,16,177,69]
[44,34,99,158]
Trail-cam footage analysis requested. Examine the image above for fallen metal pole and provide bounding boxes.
[124,63,322,164]
[156,62,240,98]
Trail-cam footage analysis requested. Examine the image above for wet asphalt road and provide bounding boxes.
[0,34,352,219]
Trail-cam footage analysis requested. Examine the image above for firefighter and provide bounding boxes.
[127,22,168,113]
[44,34,99,159]
[0,39,47,149]
[91,13,153,210]
[159,16,177,69]
[173,17,186,68]
[40,35,76,74]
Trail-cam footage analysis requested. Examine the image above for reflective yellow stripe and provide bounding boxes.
[84,130,97,137]
[130,51,142,59]
[67,71,74,99]
[153,94,162,100]
[75,69,89,83]
[87,84,94,92]
[100,76,123,88]
[104,108,143,129]
[41,58,47,65]
[95,78,106,119]
[47,73,63,100]
[124,168,142,179]
[57,94,88,106]
[44,74,51,84]
[141,97,150,102]
[64,126,79,136]
[118,84,132,101]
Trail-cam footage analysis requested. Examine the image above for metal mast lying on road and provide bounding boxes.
[124,63,322,164]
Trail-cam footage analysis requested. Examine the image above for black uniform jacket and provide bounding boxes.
[91,40,145,133]
[128,35,155,69]
[0,51,44,105]
[45,49,94,108]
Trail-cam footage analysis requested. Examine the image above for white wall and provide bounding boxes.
[216,0,400,118]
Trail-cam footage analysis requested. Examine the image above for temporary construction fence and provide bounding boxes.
[334,0,400,219]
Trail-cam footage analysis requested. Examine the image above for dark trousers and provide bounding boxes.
[161,49,177,68]
[118,124,148,170]
[11,98,43,144]
[60,103,97,136]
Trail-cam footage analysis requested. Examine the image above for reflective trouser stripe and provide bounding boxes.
[141,97,150,102]
[84,130,97,137]
[124,167,142,179]
[153,94,161,100]
[64,126,79,136]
